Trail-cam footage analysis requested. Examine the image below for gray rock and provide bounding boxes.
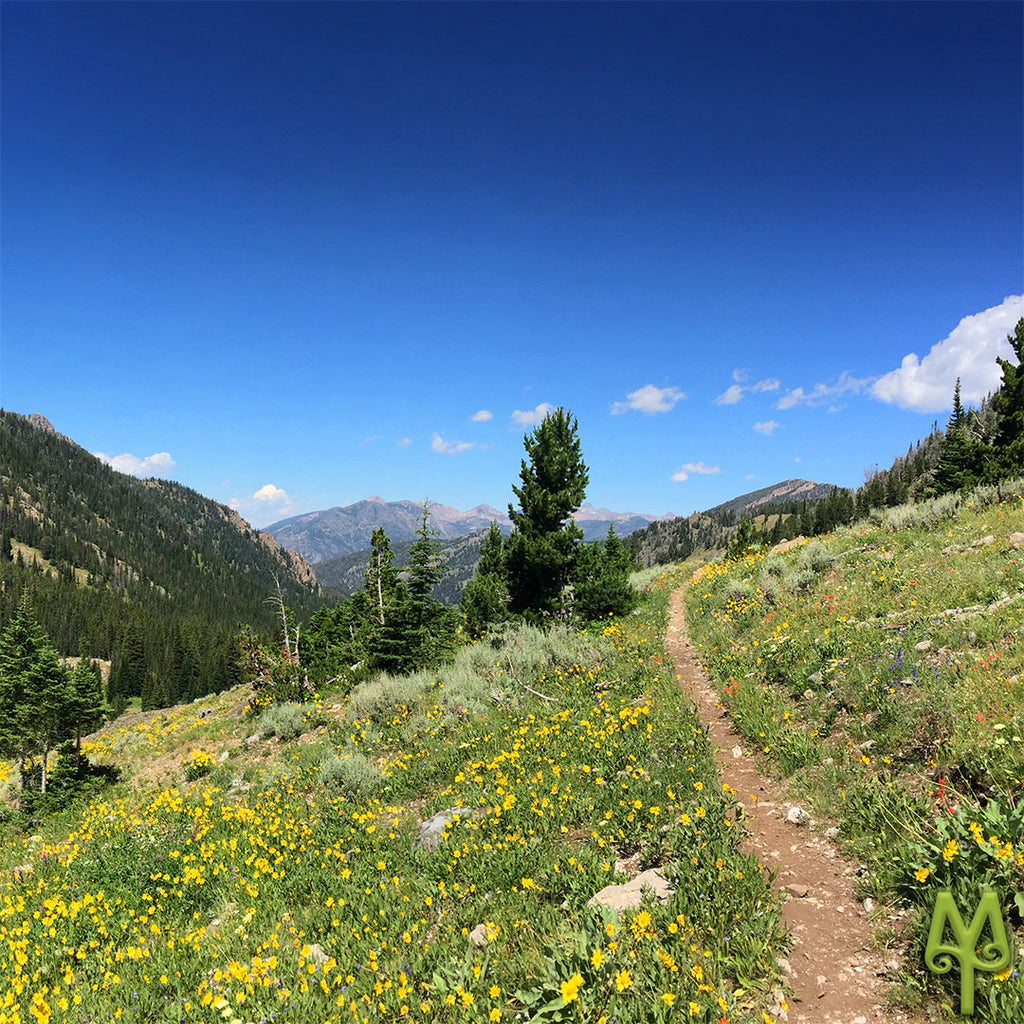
[915,640,931,651]
[587,868,674,912]
[786,805,810,825]
[468,923,489,948]
[1009,532,1024,550]
[415,807,479,851]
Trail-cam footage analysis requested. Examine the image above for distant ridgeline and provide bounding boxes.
[0,410,322,710]
[630,317,1024,567]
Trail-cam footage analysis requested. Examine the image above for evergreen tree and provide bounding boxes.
[727,517,757,560]
[934,379,984,495]
[0,593,73,796]
[67,658,105,754]
[571,524,637,622]
[388,504,457,672]
[504,408,590,624]
[460,522,508,637]
[990,317,1024,478]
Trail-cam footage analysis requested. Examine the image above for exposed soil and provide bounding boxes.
[666,587,920,1024]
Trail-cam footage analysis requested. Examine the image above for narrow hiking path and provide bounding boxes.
[665,586,920,1024]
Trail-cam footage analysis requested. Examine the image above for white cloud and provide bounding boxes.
[611,384,685,415]
[512,402,554,426]
[397,437,412,447]
[753,420,781,435]
[228,483,297,527]
[671,461,721,482]
[714,384,745,406]
[471,409,493,422]
[431,432,480,455]
[777,371,870,410]
[253,484,290,504]
[715,376,780,405]
[95,450,176,478]
[360,434,380,445]
[872,294,1024,412]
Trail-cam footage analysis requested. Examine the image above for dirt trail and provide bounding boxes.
[666,587,917,1024]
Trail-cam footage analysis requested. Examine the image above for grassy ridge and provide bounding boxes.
[684,482,1024,1020]
[0,569,787,1024]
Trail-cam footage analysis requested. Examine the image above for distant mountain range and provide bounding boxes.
[266,499,674,565]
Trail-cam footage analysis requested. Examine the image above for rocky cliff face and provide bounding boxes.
[218,505,320,593]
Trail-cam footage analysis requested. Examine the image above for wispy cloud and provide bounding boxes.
[714,384,745,406]
[753,420,781,435]
[360,434,380,445]
[671,461,721,482]
[777,370,870,410]
[611,384,685,415]
[512,402,554,427]
[715,376,781,405]
[431,432,482,455]
[872,294,1024,413]
[228,483,297,527]
[94,450,176,479]
[471,409,493,422]
[397,437,412,447]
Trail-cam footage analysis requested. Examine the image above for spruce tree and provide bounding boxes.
[991,317,1024,478]
[504,408,589,624]
[67,658,105,754]
[460,522,508,637]
[0,593,73,796]
[571,524,637,622]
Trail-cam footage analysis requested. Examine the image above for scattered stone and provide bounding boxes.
[218,749,230,762]
[11,864,32,880]
[803,689,815,700]
[587,867,674,912]
[816,974,828,997]
[858,740,875,751]
[468,923,489,948]
[245,733,261,746]
[824,826,839,839]
[415,807,478,851]
[972,535,997,548]
[1009,532,1024,550]
[915,640,931,651]
[786,805,810,825]
[784,883,809,898]
[863,897,876,914]
[807,671,823,686]
[304,943,331,967]
[732,745,744,759]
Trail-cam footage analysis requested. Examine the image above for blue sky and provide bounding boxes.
[2,2,1022,527]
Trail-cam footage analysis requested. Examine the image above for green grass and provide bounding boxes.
[0,568,787,1024]
[685,480,1024,1020]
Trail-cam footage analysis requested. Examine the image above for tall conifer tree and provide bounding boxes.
[504,408,589,623]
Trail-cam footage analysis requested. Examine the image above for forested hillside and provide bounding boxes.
[0,411,322,708]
